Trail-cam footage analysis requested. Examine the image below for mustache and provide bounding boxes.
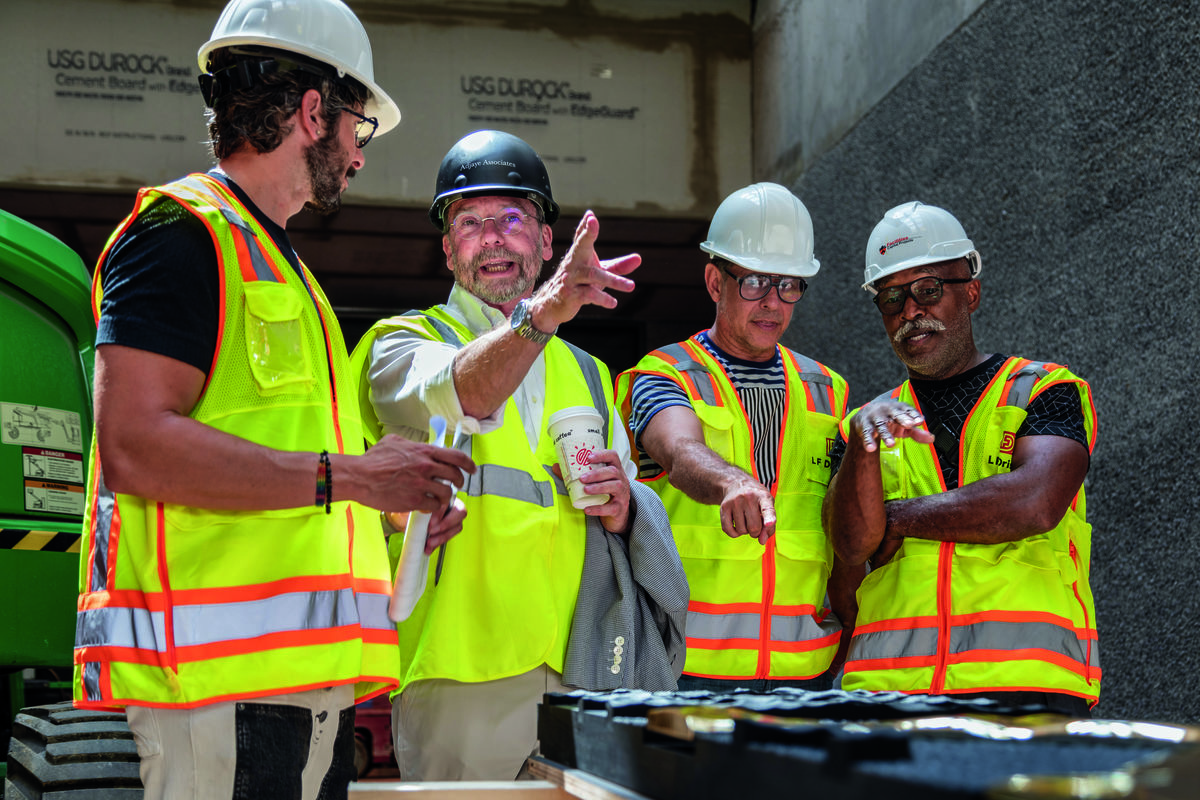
[470,247,526,269]
[893,318,946,343]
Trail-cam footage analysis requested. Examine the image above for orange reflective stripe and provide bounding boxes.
[853,615,940,635]
[945,648,1100,678]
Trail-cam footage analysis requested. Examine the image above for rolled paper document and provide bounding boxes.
[388,415,447,622]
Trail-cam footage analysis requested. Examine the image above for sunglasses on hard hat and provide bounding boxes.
[872,275,973,315]
[720,265,807,304]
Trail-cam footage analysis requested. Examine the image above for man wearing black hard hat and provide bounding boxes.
[352,130,687,781]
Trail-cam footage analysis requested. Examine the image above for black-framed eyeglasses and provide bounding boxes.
[721,265,807,304]
[449,210,535,240]
[339,107,378,149]
[872,276,973,315]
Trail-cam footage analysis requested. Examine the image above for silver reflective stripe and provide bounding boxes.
[75,587,389,650]
[219,207,279,282]
[404,308,465,348]
[464,463,556,507]
[769,613,837,642]
[82,662,102,702]
[76,606,164,651]
[850,627,938,662]
[173,589,358,646]
[172,175,280,284]
[356,590,394,631]
[686,610,836,644]
[686,610,761,640]
[790,352,834,416]
[1004,362,1050,410]
[90,473,116,593]
[659,343,717,406]
[542,465,570,496]
[850,620,1098,668]
[562,340,609,442]
[950,619,1098,668]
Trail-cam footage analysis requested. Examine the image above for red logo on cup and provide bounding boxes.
[573,447,593,467]
[999,432,1015,454]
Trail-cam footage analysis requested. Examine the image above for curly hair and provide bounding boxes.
[204,47,368,161]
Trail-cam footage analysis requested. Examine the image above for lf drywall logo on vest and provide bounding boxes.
[988,432,1016,469]
[809,438,836,470]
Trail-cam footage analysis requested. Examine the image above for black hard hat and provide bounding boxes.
[429,130,559,230]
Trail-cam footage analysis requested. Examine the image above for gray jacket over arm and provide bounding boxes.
[563,480,689,691]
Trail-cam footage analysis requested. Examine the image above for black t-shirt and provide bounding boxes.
[829,354,1089,489]
[95,171,303,374]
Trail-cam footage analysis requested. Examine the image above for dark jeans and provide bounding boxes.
[676,672,836,694]
[951,690,1093,718]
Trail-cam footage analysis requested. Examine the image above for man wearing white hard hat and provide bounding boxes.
[616,182,857,692]
[72,1,474,797]
[823,201,1099,716]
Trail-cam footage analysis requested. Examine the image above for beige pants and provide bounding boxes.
[126,684,355,800]
[392,665,571,781]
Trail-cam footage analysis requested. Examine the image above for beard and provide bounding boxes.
[448,242,543,305]
[303,124,353,216]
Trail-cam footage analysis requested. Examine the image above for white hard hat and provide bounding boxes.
[863,201,981,293]
[700,182,820,278]
[197,0,401,137]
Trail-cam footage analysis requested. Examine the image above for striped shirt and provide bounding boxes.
[627,331,786,486]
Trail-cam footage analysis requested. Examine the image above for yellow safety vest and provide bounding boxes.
[350,307,615,692]
[840,357,1100,704]
[75,174,398,710]
[614,335,848,680]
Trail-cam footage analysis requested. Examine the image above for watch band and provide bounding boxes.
[511,299,554,344]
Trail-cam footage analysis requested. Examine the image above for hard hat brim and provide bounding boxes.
[198,35,401,136]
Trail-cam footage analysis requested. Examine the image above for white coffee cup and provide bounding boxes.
[547,406,609,509]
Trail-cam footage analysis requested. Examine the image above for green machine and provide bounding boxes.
[1,210,140,798]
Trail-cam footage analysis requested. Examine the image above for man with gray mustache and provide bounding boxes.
[822,201,1100,716]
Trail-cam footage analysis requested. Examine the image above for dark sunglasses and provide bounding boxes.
[873,275,973,315]
[721,265,807,304]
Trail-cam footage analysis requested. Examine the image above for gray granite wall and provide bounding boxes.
[781,0,1200,723]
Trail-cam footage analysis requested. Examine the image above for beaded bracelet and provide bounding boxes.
[323,451,333,515]
[316,450,332,513]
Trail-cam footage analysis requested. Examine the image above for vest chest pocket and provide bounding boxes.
[243,282,316,395]
[694,401,736,463]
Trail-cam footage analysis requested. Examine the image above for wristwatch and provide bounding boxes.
[510,298,555,345]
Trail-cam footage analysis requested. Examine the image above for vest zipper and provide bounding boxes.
[1069,541,1093,685]
[930,541,955,693]
[757,537,777,679]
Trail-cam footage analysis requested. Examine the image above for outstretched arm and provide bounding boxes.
[453,211,640,419]
[641,404,775,544]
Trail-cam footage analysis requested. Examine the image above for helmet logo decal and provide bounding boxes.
[460,159,517,172]
[882,235,917,254]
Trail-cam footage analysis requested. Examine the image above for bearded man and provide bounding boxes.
[351,130,686,781]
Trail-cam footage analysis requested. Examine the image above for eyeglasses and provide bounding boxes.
[449,210,535,239]
[720,265,807,304]
[872,276,974,315]
[339,107,378,149]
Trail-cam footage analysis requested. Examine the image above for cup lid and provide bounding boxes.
[547,405,603,429]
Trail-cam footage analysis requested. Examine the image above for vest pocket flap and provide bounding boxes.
[954,537,1077,582]
[245,280,304,321]
[773,529,832,563]
[243,281,314,393]
[672,523,765,560]
[693,402,734,430]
